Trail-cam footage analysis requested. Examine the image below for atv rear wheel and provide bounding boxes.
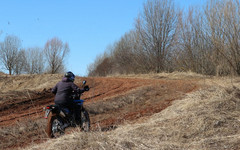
[46,112,64,138]
[46,112,53,138]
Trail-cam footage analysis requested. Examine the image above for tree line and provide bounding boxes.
[88,0,240,77]
[0,36,69,75]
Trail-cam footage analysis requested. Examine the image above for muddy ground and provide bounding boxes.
[0,75,199,149]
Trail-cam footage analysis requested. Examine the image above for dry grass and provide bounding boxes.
[0,119,48,150]
[23,81,240,150]
[108,71,207,80]
[0,74,63,92]
[107,86,240,150]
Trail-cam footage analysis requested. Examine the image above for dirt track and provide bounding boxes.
[0,76,199,149]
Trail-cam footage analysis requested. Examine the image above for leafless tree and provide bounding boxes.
[44,37,69,74]
[87,49,114,76]
[87,54,102,76]
[175,7,215,75]
[25,47,45,74]
[14,49,27,75]
[112,31,140,74]
[0,35,21,75]
[135,0,178,73]
[204,0,240,75]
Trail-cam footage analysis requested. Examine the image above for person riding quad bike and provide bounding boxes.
[51,71,88,129]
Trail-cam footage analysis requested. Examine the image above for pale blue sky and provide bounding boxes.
[0,0,206,76]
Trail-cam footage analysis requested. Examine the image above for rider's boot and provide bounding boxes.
[70,114,77,127]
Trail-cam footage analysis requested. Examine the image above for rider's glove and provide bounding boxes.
[84,85,90,91]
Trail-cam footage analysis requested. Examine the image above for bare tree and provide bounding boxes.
[14,49,27,75]
[25,47,45,74]
[175,7,215,75]
[0,35,21,75]
[44,37,70,74]
[204,0,240,75]
[135,0,178,73]
[87,50,113,76]
[112,31,139,74]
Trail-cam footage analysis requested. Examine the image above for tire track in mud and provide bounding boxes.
[0,91,53,126]
[0,77,150,126]
[88,81,199,131]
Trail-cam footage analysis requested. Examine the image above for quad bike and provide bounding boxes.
[44,81,90,138]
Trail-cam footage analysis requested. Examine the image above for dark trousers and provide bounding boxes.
[55,101,74,114]
[55,102,80,124]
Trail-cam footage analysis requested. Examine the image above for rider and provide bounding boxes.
[51,71,84,128]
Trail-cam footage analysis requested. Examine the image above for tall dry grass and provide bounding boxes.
[0,119,48,150]
[107,71,207,80]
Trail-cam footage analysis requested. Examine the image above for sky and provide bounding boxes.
[0,0,206,76]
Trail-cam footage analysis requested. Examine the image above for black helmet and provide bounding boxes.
[64,71,75,82]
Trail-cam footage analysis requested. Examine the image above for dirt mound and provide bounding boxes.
[0,74,199,149]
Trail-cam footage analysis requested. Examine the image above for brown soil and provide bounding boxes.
[0,75,200,149]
